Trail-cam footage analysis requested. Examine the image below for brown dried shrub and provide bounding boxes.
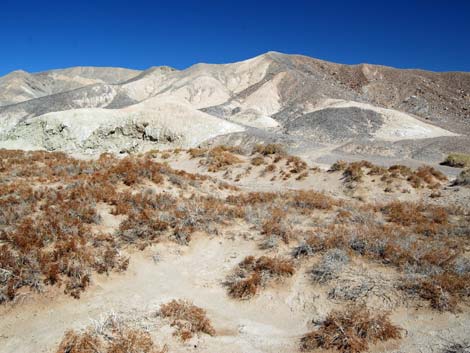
[0,150,221,303]
[55,330,102,353]
[188,147,207,158]
[204,147,242,172]
[226,191,278,205]
[300,306,401,353]
[253,143,285,156]
[289,190,336,211]
[160,299,215,340]
[251,156,265,166]
[108,328,161,353]
[285,156,308,174]
[329,160,347,172]
[400,272,470,312]
[343,162,366,182]
[261,208,293,243]
[227,256,295,299]
[296,171,309,180]
[381,201,449,235]
[263,163,277,174]
[388,164,413,177]
[228,272,261,299]
[56,328,166,353]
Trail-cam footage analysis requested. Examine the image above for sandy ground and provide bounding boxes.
[0,233,317,353]
[2,234,469,353]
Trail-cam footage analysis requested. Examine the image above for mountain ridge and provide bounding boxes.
[0,52,468,164]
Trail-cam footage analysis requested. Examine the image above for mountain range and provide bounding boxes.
[1,52,469,164]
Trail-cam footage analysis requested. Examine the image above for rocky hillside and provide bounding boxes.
[0,52,468,162]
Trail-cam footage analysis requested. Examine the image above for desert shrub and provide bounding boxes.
[291,231,343,259]
[454,168,470,186]
[383,201,449,236]
[286,156,308,174]
[160,152,171,159]
[117,212,169,244]
[203,146,242,172]
[289,190,336,211]
[250,255,295,276]
[108,328,159,353]
[311,249,349,283]
[296,171,309,181]
[264,163,277,173]
[406,174,422,188]
[388,164,413,177]
[329,160,347,172]
[261,208,293,243]
[416,165,447,183]
[292,242,316,258]
[226,256,295,299]
[442,153,470,168]
[402,165,447,189]
[227,272,261,299]
[251,156,265,166]
[188,147,207,158]
[0,149,229,303]
[300,306,401,353]
[368,165,387,176]
[226,191,278,206]
[343,162,366,182]
[104,157,165,185]
[400,277,456,311]
[400,272,470,312]
[160,299,215,340]
[454,257,470,275]
[253,143,285,156]
[111,188,246,247]
[55,320,166,353]
[55,330,102,353]
[381,201,448,235]
[382,201,426,226]
[259,235,279,250]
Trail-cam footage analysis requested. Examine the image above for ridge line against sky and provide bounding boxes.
[0,0,469,76]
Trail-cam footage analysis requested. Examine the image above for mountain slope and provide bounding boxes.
[0,67,141,107]
[0,52,468,158]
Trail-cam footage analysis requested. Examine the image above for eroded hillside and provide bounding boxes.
[0,52,468,167]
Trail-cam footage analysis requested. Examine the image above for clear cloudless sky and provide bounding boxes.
[0,0,469,76]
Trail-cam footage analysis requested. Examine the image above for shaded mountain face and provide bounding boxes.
[0,52,468,161]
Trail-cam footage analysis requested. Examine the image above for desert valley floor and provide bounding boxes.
[0,145,469,353]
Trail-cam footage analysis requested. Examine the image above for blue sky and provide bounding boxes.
[0,0,469,76]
